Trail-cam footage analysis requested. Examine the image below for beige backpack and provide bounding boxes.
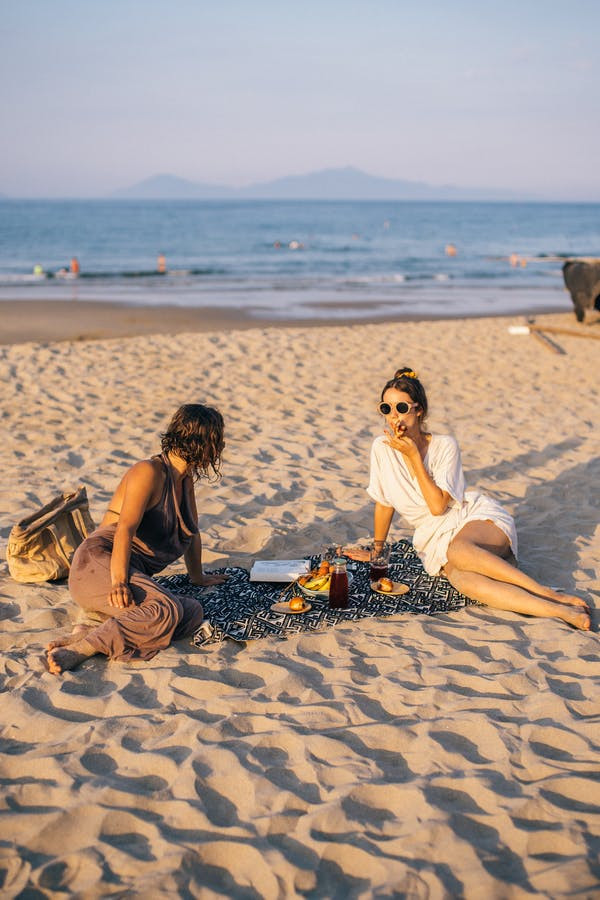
[6,486,96,583]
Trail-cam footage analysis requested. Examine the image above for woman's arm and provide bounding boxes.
[374,501,395,542]
[109,461,160,608]
[183,532,226,586]
[408,452,450,515]
[384,432,450,515]
[345,501,395,562]
[183,482,228,586]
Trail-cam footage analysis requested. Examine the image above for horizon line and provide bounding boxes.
[2,195,600,204]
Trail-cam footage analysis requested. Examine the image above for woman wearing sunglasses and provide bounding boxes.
[348,367,589,629]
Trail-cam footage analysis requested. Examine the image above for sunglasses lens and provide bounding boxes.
[379,403,392,415]
[396,402,410,414]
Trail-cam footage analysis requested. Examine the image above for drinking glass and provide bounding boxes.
[321,544,341,565]
[369,541,390,582]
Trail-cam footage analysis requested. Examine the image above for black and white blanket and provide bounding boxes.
[156,539,474,647]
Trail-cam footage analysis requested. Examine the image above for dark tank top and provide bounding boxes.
[93,453,198,576]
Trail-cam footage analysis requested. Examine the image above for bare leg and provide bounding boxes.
[447,522,590,611]
[444,563,590,630]
[46,623,95,652]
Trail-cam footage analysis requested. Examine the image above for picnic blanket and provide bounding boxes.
[156,540,474,647]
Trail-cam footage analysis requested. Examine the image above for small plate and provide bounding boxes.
[299,571,354,598]
[270,600,312,614]
[370,580,410,596]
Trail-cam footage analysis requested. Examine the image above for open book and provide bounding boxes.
[249,559,311,583]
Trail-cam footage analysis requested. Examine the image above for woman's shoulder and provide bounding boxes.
[125,457,165,486]
[371,434,392,456]
[429,433,459,449]
[132,456,163,473]
[428,434,462,464]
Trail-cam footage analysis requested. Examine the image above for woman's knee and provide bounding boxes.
[130,581,183,621]
[123,595,184,649]
[457,520,511,556]
[68,539,112,610]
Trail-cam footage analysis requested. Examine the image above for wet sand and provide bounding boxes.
[0,297,573,345]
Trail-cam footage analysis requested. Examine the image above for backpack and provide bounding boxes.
[6,486,96,583]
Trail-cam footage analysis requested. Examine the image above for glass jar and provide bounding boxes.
[329,558,349,609]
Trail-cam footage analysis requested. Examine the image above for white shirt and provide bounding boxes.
[367,434,517,575]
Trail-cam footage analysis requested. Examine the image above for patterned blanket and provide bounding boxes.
[156,540,474,647]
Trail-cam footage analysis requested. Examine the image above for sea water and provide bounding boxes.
[0,199,598,321]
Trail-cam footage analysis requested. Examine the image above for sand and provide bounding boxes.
[0,299,292,344]
[0,310,599,897]
[0,298,576,346]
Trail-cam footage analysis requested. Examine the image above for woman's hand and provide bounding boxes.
[384,425,420,459]
[108,582,134,608]
[343,547,370,562]
[189,572,229,587]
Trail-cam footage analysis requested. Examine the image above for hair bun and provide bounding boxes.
[394,367,419,380]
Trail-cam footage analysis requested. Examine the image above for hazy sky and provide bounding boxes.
[2,0,599,198]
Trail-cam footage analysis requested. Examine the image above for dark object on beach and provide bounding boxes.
[562,258,600,322]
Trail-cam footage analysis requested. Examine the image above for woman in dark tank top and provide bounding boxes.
[46,404,227,674]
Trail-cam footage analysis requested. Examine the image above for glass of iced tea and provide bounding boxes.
[369,541,390,582]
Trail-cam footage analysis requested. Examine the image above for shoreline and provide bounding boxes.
[0,297,576,344]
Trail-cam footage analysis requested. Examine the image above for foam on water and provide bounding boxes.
[0,198,597,319]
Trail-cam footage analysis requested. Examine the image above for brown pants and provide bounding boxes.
[68,535,204,661]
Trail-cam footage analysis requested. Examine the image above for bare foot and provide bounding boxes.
[558,605,591,632]
[46,623,94,652]
[46,637,98,674]
[548,589,590,612]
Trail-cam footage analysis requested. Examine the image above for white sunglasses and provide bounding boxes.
[378,401,419,416]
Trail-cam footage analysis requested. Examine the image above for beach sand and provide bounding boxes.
[0,310,599,897]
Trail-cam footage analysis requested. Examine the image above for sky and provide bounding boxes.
[1,0,599,199]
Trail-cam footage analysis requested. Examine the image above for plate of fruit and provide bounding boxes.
[297,560,353,597]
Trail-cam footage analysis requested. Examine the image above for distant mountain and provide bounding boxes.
[112,173,235,199]
[111,167,529,201]
[239,167,519,200]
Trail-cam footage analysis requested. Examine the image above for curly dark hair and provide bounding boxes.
[161,404,224,482]
[380,367,429,423]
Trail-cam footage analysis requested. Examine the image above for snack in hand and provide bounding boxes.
[377,577,394,592]
[289,596,305,611]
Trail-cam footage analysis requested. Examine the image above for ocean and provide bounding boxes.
[0,199,598,321]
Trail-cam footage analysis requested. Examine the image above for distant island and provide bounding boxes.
[111,167,529,201]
